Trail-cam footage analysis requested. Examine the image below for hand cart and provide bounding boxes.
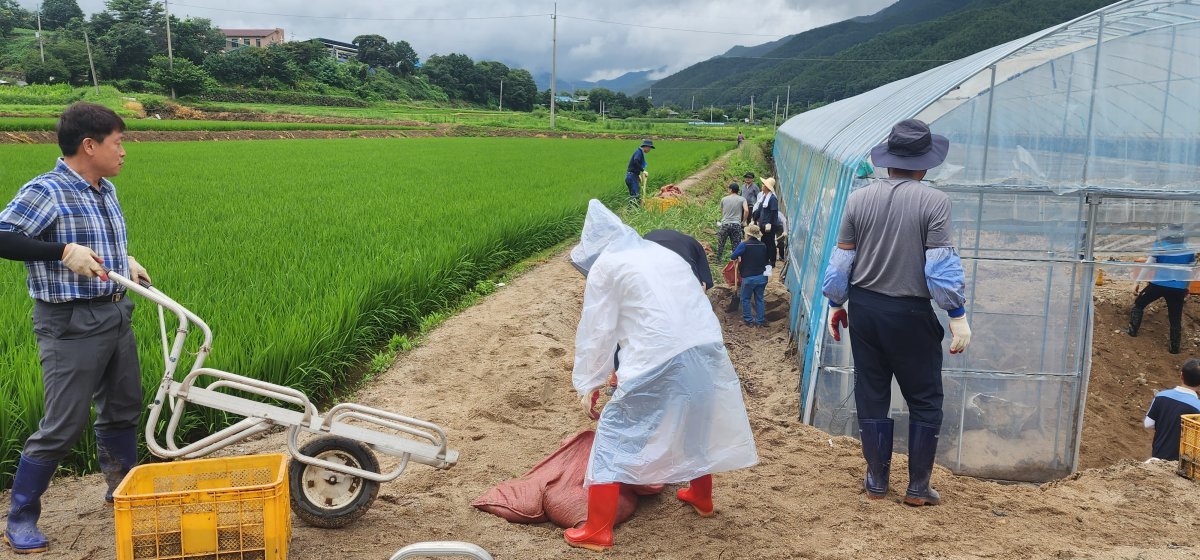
[110,271,460,528]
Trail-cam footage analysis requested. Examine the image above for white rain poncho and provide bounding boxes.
[570,200,758,486]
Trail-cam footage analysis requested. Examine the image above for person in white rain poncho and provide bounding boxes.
[563,200,758,552]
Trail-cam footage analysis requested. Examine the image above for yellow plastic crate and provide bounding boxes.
[113,454,291,560]
[1181,414,1200,481]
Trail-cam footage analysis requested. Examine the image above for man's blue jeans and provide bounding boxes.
[741,275,767,324]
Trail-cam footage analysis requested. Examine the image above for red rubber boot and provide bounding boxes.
[676,474,714,517]
[564,483,620,551]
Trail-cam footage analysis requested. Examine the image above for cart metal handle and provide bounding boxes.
[390,542,493,560]
[326,402,450,458]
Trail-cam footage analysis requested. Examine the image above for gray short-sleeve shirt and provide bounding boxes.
[837,178,953,299]
[720,194,746,224]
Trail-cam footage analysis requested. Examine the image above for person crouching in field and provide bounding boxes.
[0,102,152,554]
[565,200,758,551]
[1144,359,1200,461]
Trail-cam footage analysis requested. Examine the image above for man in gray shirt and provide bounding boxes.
[716,183,748,261]
[740,172,760,212]
[822,119,972,508]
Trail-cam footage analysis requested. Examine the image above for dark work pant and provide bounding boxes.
[1133,283,1188,332]
[23,297,142,463]
[847,286,945,426]
[716,223,743,261]
[625,172,640,198]
[761,227,778,267]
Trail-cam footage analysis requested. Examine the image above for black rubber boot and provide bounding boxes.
[1169,325,1181,354]
[96,429,139,504]
[903,422,941,507]
[4,454,57,554]
[1128,306,1143,337]
[859,418,893,499]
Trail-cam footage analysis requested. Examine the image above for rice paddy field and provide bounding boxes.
[0,137,730,487]
[0,117,433,132]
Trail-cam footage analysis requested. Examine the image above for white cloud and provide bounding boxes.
[53,0,896,81]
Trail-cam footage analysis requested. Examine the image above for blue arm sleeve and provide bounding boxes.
[821,247,855,306]
[925,247,967,317]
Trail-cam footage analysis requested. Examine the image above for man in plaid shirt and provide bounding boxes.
[0,103,152,554]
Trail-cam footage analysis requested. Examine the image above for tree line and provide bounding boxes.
[0,0,544,110]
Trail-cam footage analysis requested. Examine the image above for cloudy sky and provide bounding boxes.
[44,0,896,81]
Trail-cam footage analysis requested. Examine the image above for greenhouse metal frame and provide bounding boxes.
[775,0,1200,482]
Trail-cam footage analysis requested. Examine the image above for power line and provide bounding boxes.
[170,2,550,22]
[557,14,784,38]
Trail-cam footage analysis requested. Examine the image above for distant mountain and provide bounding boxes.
[534,67,662,96]
[718,35,797,60]
[642,0,1110,110]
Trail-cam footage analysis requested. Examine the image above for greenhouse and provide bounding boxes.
[775,0,1200,482]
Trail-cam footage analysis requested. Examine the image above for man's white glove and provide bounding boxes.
[580,388,601,420]
[128,256,152,287]
[949,315,972,354]
[764,222,772,233]
[61,243,107,281]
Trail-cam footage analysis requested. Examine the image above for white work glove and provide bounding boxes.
[61,243,107,281]
[640,171,648,183]
[580,387,601,420]
[827,305,848,341]
[949,315,972,354]
[764,222,772,233]
[128,256,152,287]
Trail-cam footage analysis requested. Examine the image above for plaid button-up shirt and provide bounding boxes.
[0,158,129,303]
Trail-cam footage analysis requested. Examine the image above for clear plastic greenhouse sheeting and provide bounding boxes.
[921,7,1200,195]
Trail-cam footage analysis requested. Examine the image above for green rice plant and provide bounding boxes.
[0,136,731,487]
[0,116,432,132]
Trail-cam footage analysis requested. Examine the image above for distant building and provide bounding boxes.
[317,38,359,63]
[221,28,285,51]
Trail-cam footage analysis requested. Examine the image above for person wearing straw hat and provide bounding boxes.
[821,119,971,507]
[753,177,780,267]
[731,224,770,327]
[625,140,654,207]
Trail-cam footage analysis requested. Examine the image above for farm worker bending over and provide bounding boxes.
[625,139,653,207]
[0,103,152,554]
[822,119,969,507]
[566,200,758,551]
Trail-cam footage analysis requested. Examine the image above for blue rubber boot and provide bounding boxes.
[858,418,893,499]
[903,422,942,507]
[4,454,57,554]
[96,429,139,504]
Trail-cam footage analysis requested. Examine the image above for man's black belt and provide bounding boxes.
[73,292,126,304]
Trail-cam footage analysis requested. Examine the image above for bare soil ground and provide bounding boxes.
[4,155,1199,559]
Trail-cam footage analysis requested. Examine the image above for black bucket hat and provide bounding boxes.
[640,139,655,149]
[870,119,949,171]
[743,172,755,179]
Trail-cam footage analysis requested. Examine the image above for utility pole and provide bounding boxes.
[784,85,791,120]
[499,79,504,111]
[165,0,176,98]
[36,3,45,63]
[709,104,713,123]
[84,30,99,95]
[690,94,694,112]
[550,3,557,129]
[749,95,754,124]
[773,96,779,127]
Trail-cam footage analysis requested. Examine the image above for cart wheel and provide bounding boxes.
[289,436,381,528]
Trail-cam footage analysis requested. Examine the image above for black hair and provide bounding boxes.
[57,102,125,157]
[1182,359,1200,387]
[728,183,740,194]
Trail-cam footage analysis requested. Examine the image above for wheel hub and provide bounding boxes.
[301,449,364,509]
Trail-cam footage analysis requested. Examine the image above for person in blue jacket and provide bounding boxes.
[625,140,653,207]
[1129,224,1195,354]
